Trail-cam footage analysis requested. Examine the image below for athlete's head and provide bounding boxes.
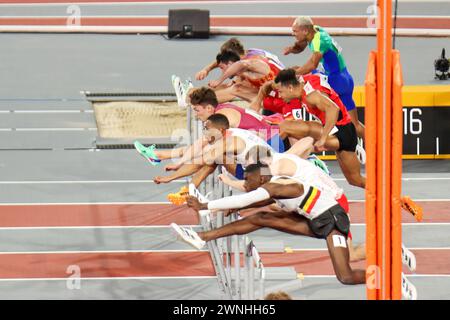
[292,16,314,42]
[221,38,245,56]
[216,50,241,71]
[243,162,272,192]
[189,87,218,121]
[274,68,301,101]
[204,113,229,144]
[245,145,274,167]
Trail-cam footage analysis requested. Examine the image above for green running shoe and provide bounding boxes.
[134,141,161,166]
[307,154,330,175]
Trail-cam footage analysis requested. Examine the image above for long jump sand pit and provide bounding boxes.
[93,101,187,138]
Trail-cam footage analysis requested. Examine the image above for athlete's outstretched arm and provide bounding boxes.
[209,60,250,88]
[218,173,246,192]
[153,164,203,184]
[196,60,218,81]
[167,136,210,169]
[155,137,206,162]
[305,91,339,151]
[283,40,308,55]
[294,52,323,75]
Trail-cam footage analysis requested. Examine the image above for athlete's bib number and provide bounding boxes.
[292,108,303,120]
[318,74,331,90]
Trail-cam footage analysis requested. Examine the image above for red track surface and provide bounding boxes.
[0,201,447,227]
[0,249,447,278]
[1,16,449,29]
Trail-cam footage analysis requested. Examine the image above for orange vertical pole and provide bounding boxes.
[391,50,403,300]
[376,0,393,300]
[365,51,378,300]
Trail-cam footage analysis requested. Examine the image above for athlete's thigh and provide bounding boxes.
[256,210,316,237]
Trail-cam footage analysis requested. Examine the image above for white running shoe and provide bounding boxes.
[402,244,417,272]
[172,75,188,107]
[355,139,366,165]
[170,223,206,250]
[402,273,418,300]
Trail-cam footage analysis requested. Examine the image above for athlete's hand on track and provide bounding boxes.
[195,69,208,81]
[153,176,173,184]
[186,196,207,211]
[208,80,221,88]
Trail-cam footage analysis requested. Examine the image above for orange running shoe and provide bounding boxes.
[401,196,423,222]
[168,186,189,205]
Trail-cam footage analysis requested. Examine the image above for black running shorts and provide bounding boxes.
[308,204,350,239]
[334,122,358,152]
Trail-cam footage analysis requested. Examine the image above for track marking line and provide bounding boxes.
[0,179,187,184]
[0,222,448,230]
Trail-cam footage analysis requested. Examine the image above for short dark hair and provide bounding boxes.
[245,162,270,175]
[216,50,241,64]
[274,68,300,86]
[220,38,245,56]
[189,87,219,108]
[206,113,230,129]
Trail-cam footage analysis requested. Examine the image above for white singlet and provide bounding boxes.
[227,128,274,164]
[272,153,343,199]
[271,175,338,220]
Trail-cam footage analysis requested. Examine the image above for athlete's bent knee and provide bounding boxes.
[336,273,355,285]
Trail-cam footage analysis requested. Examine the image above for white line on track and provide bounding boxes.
[0,223,448,230]
[1,0,446,7]
[0,178,448,184]
[0,276,217,282]
[0,247,448,255]
[2,14,448,19]
[0,110,93,113]
[0,179,187,184]
[0,199,448,206]
[0,274,448,282]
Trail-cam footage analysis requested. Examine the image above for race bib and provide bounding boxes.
[292,108,303,120]
[318,74,332,90]
[304,82,315,95]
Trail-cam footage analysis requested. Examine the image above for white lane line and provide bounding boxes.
[1,110,93,113]
[0,225,199,230]
[290,247,450,252]
[0,222,448,230]
[0,199,448,206]
[13,128,96,131]
[301,274,450,279]
[0,0,446,7]
[1,247,449,255]
[0,201,175,206]
[0,249,208,254]
[0,178,448,184]
[0,274,448,282]
[0,276,217,282]
[2,14,448,18]
[0,179,187,184]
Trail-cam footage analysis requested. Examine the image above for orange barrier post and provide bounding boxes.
[391,50,403,300]
[364,51,378,300]
[376,0,393,300]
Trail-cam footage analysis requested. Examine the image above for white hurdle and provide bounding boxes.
[189,183,266,300]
